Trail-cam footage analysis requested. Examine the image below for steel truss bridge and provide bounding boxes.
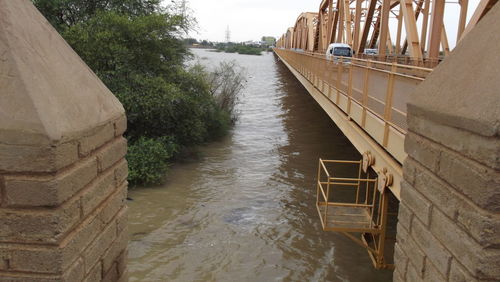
[273,0,497,269]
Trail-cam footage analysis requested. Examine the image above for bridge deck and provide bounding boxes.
[275,48,434,200]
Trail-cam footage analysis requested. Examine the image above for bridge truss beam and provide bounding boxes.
[277,0,498,64]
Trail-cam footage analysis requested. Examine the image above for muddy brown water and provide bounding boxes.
[127,49,393,281]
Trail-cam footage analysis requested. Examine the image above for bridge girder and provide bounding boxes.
[276,0,498,62]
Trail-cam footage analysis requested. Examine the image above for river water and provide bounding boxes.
[127,49,393,281]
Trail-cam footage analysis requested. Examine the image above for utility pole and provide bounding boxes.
[225,25,231,43]
[181,0,186,22]
[176,0,188,31]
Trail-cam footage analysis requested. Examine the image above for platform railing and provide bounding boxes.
[316,159,379,233]
[301,49,441,69]
[315,158,394,269]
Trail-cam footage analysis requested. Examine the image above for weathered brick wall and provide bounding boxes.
[394,3,500,281]
[394,130,499,281]
[0,0,129,281]
[0,117,129,281]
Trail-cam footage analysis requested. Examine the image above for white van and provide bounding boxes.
[325,43,353,62]
[364,48,378,55]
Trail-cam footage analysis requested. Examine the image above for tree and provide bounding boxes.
[62,11,190,81]
[33,0,239,186]
[33,0,161,31]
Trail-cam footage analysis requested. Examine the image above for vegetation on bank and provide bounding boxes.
[33,0,245,186]
[215,44,269,55]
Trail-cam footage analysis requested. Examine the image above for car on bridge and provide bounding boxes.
[364,48,378,55]
[326,43,353,63]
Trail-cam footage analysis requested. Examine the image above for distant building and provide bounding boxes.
[243,40,262,47]
[261,36,276,47]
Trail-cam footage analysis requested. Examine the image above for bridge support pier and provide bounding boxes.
[0,1,128,281]
[395,3,499,281]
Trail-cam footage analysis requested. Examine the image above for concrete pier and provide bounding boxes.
[394,3,500,281]
[0,1,128,280]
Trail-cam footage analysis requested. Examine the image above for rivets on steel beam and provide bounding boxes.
[377,168,393,193]
[362,151,375,173]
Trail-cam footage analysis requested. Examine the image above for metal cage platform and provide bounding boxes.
[315,158,395,269]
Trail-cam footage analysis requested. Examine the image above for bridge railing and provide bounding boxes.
[354,54,441,69]
[275,48,433,164]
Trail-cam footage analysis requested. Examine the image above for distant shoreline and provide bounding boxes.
[187,45,215,49]
[188,44,272,56]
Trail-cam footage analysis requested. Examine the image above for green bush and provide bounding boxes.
[127,137,177,186]
[217,44,264,55]
[60,11,233,147]
[206,61,246,123]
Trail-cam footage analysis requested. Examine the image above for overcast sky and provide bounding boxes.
[176,0,480,47]
[182,0,319,42]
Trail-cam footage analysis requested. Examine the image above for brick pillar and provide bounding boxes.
[394,3,500,282]
[0,1,128,281]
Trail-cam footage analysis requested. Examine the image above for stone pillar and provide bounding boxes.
[0,1,128,281]
[394,3,500,282]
